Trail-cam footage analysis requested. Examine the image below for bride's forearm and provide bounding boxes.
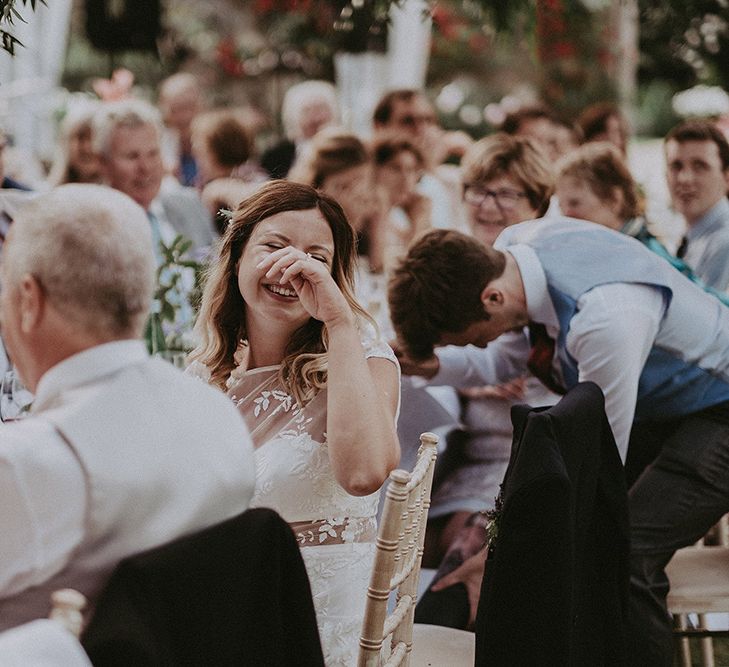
[324,319,400,496]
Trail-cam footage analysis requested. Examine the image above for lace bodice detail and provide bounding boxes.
[212,321,397,524]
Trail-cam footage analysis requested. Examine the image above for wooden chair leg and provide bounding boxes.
[674,614,692,667]
[698,614,715,667]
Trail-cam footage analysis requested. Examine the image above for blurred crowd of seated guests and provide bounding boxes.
[1,71,727,370]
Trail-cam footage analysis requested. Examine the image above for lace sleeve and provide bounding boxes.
[358,318,401,422]
[185,359,211,382]
[358,318,398,366]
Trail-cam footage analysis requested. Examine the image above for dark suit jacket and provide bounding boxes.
[82,508,324,667]
[475,382,629,667]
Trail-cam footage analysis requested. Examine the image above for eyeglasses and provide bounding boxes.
[463,185,529,210]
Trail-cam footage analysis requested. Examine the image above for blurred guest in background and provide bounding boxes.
[501,104,563,162]
[373,89,469,233]
[664,118,729,292]
[557,141,655,245]
[552,116,582,158]
[461,133,553,246]
[261,80,340,179]
[557,142,729,301]
[191,109,267,188]
[47,102,103,186]
[199,178,264,235]
[576,101,630,156]
[158,72,203,186]
[290,130,388,274]
[372,134,431,266]
[93,99,216,254]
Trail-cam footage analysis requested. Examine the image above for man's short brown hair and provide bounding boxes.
[388,229,506,359]
[665,119,729,170]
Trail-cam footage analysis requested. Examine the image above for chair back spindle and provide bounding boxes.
[49,588,87,638]
[358,432,438,667]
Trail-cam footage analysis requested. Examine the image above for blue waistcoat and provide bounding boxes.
[505,218,729,421]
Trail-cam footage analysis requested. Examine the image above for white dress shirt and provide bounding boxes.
[0,620,92,667]
[432,244,666,461]
[0,340,255,628]
[0,386,86,598]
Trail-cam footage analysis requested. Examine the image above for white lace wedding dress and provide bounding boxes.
[191,328,398,666]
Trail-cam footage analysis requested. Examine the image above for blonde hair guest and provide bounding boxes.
[189,179,399,666]
[47,103,103,186]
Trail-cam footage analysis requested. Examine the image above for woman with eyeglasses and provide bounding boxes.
[461,133,553,246]
[416,133,561,629]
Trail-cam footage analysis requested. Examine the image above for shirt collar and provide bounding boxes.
[507,244,560,332]
[687,197,729,241]
[33,340,149,412]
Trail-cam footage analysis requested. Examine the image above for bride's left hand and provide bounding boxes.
[258,247,353,328]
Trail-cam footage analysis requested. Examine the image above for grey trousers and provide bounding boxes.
[627,406,729,666]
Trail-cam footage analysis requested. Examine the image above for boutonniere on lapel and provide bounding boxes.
[483,489,504,550]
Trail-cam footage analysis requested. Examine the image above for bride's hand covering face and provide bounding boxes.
[256,243,353,329]
[191,181,363,394]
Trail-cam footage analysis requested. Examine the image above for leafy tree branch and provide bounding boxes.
[1,0,45,55]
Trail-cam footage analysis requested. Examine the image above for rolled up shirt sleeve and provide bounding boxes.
[430,330,531,389]
[566,283,666,463]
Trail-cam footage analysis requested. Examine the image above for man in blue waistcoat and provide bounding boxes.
[388,218,729,666]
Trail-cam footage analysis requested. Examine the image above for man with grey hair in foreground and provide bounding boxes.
[0,184,255,630]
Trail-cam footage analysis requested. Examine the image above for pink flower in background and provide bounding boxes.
[92,68,135,102]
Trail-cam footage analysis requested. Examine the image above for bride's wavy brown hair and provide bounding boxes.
[190,180,373,405]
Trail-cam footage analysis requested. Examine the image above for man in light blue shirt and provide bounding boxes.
[665,119,729,291]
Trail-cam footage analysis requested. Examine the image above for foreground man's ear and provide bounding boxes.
[19,274,44,333]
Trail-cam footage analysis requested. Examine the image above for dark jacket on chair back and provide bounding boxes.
[82,507,325,667]
[475,382,629,666]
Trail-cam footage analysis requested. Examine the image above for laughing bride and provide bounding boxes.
[188,180,400,665]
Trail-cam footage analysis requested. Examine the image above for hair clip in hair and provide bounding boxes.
[217,208,233,228]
